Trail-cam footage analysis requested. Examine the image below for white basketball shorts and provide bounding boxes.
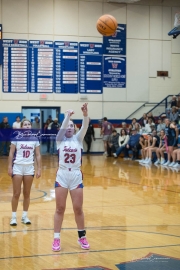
[13,164,35,176]
[55,168,83,191]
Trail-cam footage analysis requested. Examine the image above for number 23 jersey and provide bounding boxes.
[11,139,40,165]
[57,136,83,170]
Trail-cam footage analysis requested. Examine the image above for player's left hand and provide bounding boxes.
[81,103,88,116]
[36,169,41,179]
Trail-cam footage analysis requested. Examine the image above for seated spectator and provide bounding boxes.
[135,122,142,134]
[131,118,137,129]
[127,124,133,135]
[171,132,180,168]
[170,95,177,108]
[142,133,160,164]
[176,95,180,111]
[113,129,129,158]
[140,113,148,127]
[154,130,167,165]
[147,112,155,123]
[143,118,155,133]
[138,135,148,163]
[157,118,165,136]
[12,116,21,129]
[169,106,179,123]
[123,129,140,160]
[107,130,119,157]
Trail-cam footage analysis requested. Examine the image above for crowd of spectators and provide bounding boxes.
[104,95,180,171]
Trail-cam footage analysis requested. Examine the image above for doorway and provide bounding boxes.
[21,106,61,129]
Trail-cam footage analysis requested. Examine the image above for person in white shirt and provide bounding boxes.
[113,129,129,158]
[8,119,41,226]
[12,116,21,129]
[52,103,90,252]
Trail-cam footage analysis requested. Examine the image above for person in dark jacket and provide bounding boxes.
[107,130,119,157]
[50,118,61,155]
[84,119,95,153]
[0,116,11,156]
[123,129,141,160]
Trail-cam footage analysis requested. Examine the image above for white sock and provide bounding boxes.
[145,157,148,160]
[161,158,165,162]
[22,211,28,218]
[54,233,60,239]
[157,159,160,162]
[12,212,16,218]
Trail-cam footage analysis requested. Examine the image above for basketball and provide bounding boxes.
[96,14,118,36]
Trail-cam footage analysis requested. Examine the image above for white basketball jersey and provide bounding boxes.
[57,135,83,169]
[12,138,40,165]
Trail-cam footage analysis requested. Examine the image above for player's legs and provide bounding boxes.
[70,188,84,229]
[21,175,34,224]
[168,146,174,161]
[70,187,90,249]
[52,186,68,252]
[11,175,23,212]
[22,175,34,211]
[103,140,108,153]
[54,187,68,232]
[10,175,23,226]
[172,149,178,162]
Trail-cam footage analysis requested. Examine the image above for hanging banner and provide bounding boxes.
[103,56,126,88]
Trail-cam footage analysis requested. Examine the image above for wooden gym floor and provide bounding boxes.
[0,154,180,270]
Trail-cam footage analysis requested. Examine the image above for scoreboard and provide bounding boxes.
[29,40,53,93]
[54,41,78,93]
[3,39,28,93]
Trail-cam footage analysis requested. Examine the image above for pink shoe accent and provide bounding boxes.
[52,238,61,252]
[78,237,90,249]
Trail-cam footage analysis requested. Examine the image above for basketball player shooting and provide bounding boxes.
[52,103,90,251]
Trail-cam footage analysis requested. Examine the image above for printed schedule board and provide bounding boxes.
[29,40,53,93]
[103,24,126,55]
[103,56,126,88]
[79,42,103,94]
[54,41,78,93]
[3,39,28,93]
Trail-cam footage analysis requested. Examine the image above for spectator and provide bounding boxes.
[44,119,51,153]
[163,118,176,166]
[143,133,160,164]
[123,129,140,160]
[32,116,40,129]
[84,118,95,154]
[0,117,11,156]
[107,130,119,157]
[100,117,114,155]
[170,95,177,108]
[171,132,180,168]
[144,118,155,133]
[147,112,155,123]
[138,135,148,163]
[127,124,133,135]
[140,113,148,127]
[50,118,61,155]
[12,116,21,129]
[176,95,180,111]
[157,118,165,136]
[135,122,142,134]
[154,130,167,165]
[131,118,137,129]
[113,129,129,158]
[169,106,179,123]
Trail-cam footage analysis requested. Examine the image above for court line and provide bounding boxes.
[1,243,180,260]
[1,226,180,240]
